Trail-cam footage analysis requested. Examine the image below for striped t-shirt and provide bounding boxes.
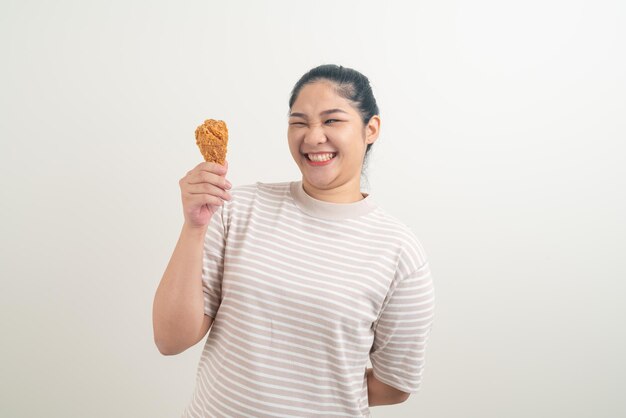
[182,180,435,417]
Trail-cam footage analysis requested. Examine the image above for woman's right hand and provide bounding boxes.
[179,160,232,230]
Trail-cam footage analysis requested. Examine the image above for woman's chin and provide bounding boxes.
[302,174,335,188]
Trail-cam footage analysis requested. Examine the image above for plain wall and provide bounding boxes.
[1,0,624,417]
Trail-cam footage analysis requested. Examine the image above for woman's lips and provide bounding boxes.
[305,153,337,166]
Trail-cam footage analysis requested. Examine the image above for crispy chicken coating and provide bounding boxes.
[195,119,228,165]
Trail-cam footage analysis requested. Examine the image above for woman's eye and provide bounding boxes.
[289,122,305,126]
[325,119,338,124]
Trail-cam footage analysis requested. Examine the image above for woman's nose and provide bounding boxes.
[303,125,327,145]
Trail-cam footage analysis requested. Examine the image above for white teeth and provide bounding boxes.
[308,153,335,162]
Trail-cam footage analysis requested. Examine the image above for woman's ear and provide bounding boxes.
[365,115,381,145]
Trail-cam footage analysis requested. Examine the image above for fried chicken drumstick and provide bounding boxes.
[195,119,228,165]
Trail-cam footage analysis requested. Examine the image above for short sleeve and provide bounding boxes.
[369,261,436,394]
[201,204,227,318]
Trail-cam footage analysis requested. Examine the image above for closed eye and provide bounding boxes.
[289,122,306,126]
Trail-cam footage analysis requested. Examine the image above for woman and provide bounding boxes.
[153,64,436,417]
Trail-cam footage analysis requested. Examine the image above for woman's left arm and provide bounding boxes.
[366,367,410,406]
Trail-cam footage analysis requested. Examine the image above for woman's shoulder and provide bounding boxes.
[230,180,292,193]
[369,206,419,237]
[227,180,292,205]
[369,207,430,271]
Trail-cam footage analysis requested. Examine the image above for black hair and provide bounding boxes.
[288,64,380,176]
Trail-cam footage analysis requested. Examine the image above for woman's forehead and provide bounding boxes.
[291,81,356,114]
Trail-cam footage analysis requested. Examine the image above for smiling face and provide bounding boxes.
[288,81,380,202]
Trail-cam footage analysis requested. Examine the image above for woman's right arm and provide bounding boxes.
[152,161,231,355]
[153,223,212,355]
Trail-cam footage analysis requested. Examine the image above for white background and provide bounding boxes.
[1,1,624,417]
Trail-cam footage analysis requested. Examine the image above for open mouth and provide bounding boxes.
[305,152,337,162]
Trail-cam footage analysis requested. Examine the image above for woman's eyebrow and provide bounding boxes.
[289,108,348,118]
